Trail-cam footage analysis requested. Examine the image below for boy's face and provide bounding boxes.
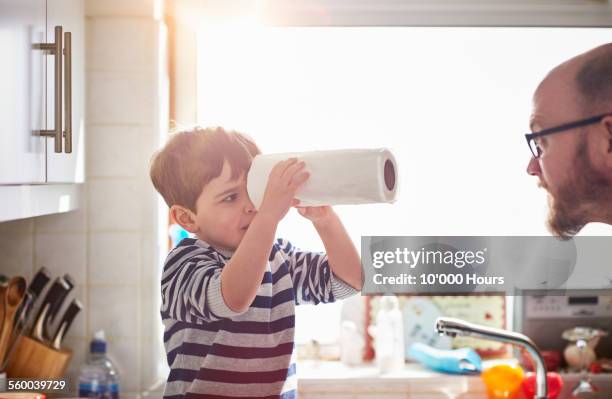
[192,160,257,250]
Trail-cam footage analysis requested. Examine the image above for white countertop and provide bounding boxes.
[297,360,489,398]
[296,359,612,399]
[33,360,612,399]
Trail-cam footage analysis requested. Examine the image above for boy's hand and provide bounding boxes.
[257,158,309,223]
[295,204,335,225]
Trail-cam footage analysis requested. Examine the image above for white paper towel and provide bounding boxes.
[246,148,398,208]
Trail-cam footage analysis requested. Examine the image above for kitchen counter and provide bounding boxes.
[24,360,612,399]
[297,360,489,398]
[296,359,612,399]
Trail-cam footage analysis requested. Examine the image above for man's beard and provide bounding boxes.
[544,139,610,238]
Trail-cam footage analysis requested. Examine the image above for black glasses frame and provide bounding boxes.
[525,113,611,158]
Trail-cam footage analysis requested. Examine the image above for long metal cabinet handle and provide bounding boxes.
[33,26,63,153]
[63,31,72,153]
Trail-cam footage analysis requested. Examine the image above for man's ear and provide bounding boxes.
[170,205,199,234]
[603,116,612,172]
[605,116,612,154]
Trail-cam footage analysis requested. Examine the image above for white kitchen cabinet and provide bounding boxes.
[0,0,85,185]
[0,0,84,222]
[0,0,47,184]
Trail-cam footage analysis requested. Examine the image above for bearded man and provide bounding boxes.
[526,43,612,237]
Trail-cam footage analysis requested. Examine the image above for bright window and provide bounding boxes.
[196,27,612,345]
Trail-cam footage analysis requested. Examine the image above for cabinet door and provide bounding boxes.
[46,0,85,183]
[0,0,47,184]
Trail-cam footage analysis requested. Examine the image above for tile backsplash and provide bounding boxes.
[0,0,167,396]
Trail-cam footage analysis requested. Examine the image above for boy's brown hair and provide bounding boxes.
[150,126,260,212]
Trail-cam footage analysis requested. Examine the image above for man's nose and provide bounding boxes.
[526,156,541,176]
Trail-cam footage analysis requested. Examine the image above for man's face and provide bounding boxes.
[526,66,609,237]
[192,160,256,250]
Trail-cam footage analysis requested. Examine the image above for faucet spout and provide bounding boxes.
[435,317,548,399]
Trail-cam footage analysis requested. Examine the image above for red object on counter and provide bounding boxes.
[522,372,563,399]
[590,361,603,374]
[543,351,562,371]
[520,349,561,372]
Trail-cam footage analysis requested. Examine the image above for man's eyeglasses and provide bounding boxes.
[525,113,611,159]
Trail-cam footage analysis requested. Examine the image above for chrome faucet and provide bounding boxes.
[435,317,548,399]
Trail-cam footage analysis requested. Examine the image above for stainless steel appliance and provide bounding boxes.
[514,293,612,360]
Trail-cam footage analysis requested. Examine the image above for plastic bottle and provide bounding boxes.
[79,330,120,399]
[340,320,364,366]
[368,296,405,373]
[78,361,106,398]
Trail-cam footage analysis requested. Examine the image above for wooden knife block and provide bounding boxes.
[6,336,72,378]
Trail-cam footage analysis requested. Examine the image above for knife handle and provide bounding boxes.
[29,267,52,298]
[32,303,51,342]
[30,277,70,341]
[19,267,52,334]
[52,299,82,349]
[46,275,74,328]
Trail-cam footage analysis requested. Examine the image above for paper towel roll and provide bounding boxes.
[246,148,398,208]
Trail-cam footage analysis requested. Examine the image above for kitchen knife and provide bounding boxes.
[45,273,74,327]
[51,299,82,349]
[15,266,51,332]
[30,277,70,342]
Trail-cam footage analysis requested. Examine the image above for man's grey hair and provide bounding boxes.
[575,43,612,114]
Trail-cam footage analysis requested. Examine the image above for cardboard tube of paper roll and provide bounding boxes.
[246,148,398,208]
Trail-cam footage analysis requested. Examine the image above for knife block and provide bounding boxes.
[6,336,72,378]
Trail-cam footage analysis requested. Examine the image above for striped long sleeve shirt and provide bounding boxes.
[161,237,359,399]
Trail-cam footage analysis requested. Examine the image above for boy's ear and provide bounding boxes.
[170,205,199,234]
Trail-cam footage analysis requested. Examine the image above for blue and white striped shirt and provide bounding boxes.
[161,237,359,399]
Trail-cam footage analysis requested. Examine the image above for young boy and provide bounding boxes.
[149,126,363,398]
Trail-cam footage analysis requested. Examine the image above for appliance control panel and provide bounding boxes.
[525,295,612,319]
